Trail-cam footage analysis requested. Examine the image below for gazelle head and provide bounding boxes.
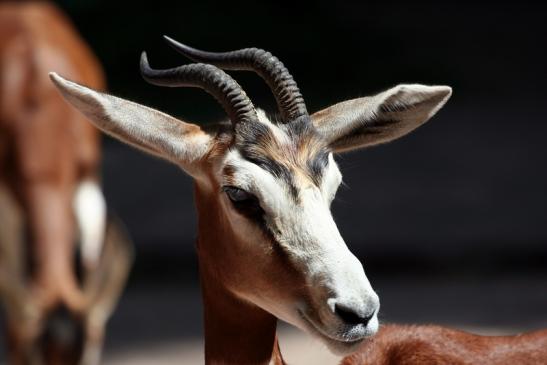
[50,37,451,354]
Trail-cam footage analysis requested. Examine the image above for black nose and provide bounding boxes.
[335,304,373,326]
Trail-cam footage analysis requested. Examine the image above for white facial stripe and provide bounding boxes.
[283,188,347,262]
[284,188,378,335]
[321,154,343,203]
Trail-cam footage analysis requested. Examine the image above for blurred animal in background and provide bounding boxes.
[50,36,451,364]
[0,2,133,365]
[341,324,547,365]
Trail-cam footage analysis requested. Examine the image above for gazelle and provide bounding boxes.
[341,324,547,365]
[0,2,132,364]
[50,36,452,364]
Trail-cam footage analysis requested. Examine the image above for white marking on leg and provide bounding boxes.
[74,180,106,268]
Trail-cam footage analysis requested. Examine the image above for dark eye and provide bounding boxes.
[223,186,265,219]
[224,186,253,203]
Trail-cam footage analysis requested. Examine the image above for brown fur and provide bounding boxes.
[341,324,547,365]
[0,2,132,364]
[0,0,105,307]
[191,120,332,364]
[194,180,300,365]
[48,35,451,364]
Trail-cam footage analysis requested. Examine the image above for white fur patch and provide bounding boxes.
[74,180,107,267]
[321,154,343,204]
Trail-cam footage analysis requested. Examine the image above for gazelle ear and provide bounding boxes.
[49,73,213,176]
[311,84,452,152]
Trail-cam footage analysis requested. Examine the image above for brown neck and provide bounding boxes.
[195,184,285,365]
[199,266,280,365]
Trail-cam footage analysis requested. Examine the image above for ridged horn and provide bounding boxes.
[163,36,308,123]
[140,52,257,126]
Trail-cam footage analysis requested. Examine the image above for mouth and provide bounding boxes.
[297,309,376,355]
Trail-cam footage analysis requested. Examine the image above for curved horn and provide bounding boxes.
[163,36,308,123]
[140,52,257,126]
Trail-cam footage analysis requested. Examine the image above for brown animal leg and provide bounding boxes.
[22,182,83,310]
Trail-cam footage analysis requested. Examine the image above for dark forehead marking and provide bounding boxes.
[284,115,313,138]
[284,118,331,186]
[236,121,298,196]
[235,118,330,199]
[238,149,299,200]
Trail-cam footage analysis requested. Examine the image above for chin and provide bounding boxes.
[321,320,379,355]
[322,335,368,355]
[292,309,380,356]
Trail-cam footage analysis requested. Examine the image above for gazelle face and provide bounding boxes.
[50,37,451,355]
[199,113,379,353]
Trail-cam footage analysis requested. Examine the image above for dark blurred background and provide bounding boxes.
[2,0,547,363]
[62,0,547,273]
